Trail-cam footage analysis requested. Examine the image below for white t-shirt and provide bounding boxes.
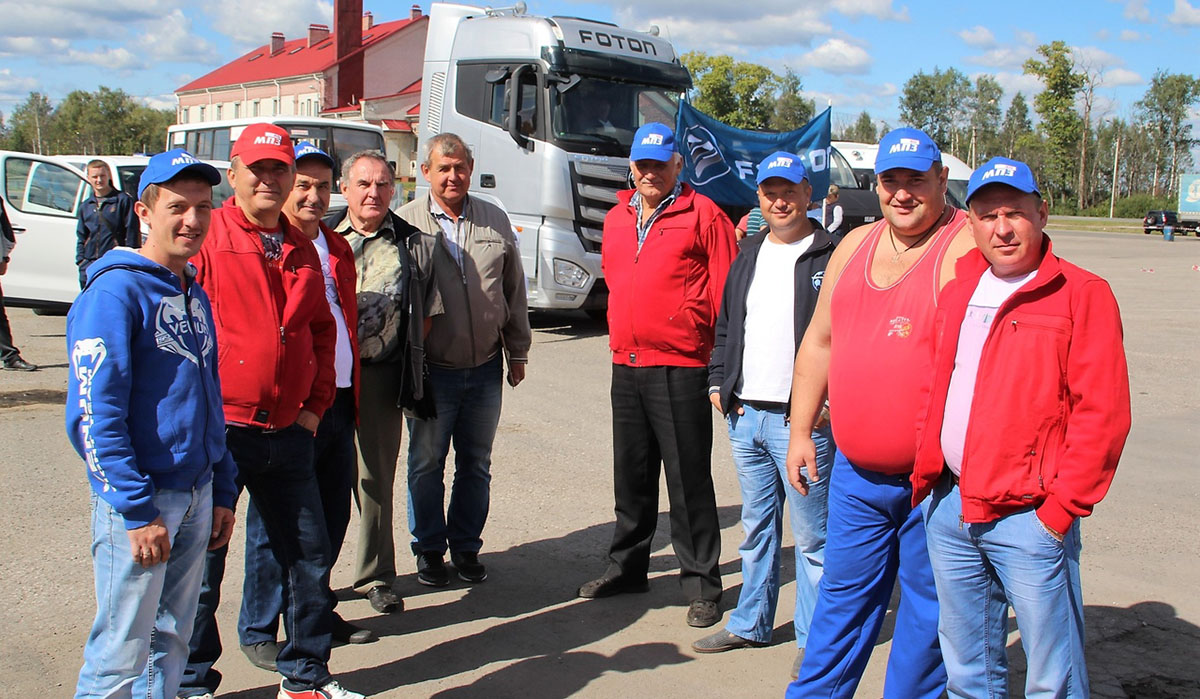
[737,234,815,402]
[941,268,1037,476]
[313,231,354,389]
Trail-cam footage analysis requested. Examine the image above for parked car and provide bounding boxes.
[1142,210,1199,235]
[1,150,230,311]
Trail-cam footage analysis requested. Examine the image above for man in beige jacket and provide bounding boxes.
[397,132,531,586]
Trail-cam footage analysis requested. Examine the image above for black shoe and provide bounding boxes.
[331,613,377,644]
[2,357,37,371]
[686,599,721,628]
[365,585,403,614]
[691,629,767,653]
[577,574,650,599]
[239,640,279,671]
[416,551,450,587]
[450,551,487,583]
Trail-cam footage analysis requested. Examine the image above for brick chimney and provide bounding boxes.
[270,32,285,55]
[362,11,374,30]
[335,0,364,107]
[411,4,422,20]
[308,23,330,47]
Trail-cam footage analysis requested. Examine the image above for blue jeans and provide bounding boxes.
[76,481,213,699]
[724,405,833,647]
[787,451,945,699]
[178,425,332,696]
[240,389,357,645]
[924,478,1087,698]
[407,355,502,555]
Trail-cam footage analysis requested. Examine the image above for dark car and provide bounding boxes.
[1143,210,1179,235]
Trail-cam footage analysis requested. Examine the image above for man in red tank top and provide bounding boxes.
[783,128,975,698]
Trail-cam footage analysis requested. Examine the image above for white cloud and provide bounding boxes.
[804,88,888,111]
[1103,68,1143,86]
[1119,29,1146,41]
[966,45,1037,70]
[958,26,996,48]
[0,68,40,95]
[614,3,830,54]
[799,39,871,75]
[1072,45,1123,69]
[0,37,70,55]
[992,71,1046,99]
[131,10,219,64]
[206,0,333,48]
[0,0,190,39]
[1123,0,1151,21]
[140,94,178,110]
[831,0,909,21]
[1095,28,1111,40]
[1169,0,1200,25]
[62,46,142,70]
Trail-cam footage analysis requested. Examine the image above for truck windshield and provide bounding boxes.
[551,78,681,156]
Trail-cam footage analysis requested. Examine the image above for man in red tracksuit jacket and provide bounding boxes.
[577,122,737,629]
[911,157,1131,698]
[178,124,364,699]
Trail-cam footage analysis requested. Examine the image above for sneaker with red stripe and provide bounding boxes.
[276,679,365,699]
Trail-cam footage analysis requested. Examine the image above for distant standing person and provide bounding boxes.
[0,197,37,371]
[68,150,237,699]
[577,122,736,628]
[397,133,530,587]
[822,185,845,240]
[76,160,140,287]
[912,157,1131,697]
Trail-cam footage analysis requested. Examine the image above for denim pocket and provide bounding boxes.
[1032,511,1065,548]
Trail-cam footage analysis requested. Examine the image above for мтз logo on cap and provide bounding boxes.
[170,154,199,165]
[890,138,921,154]
[254,133,284,146]
[981,164,1018,181]
[769,156,794,169]
[643,133,664,146]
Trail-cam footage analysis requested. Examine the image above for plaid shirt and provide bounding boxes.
[631,181,683,255]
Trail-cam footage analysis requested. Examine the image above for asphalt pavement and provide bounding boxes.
[0,228,1197,697]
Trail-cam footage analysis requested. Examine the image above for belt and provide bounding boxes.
[740,399,788,412]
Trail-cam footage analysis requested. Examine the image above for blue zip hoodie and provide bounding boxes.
[66,248,238,529]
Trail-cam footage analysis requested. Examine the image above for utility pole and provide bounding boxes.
[1109,131,1121,219]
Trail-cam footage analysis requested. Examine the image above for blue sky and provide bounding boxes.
[1,0,1196,133]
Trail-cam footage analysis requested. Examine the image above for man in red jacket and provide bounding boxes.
[178,125,364,699]
[578,122,736,629]
[911,157,1131,697]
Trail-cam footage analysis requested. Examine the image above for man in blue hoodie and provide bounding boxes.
[68,149,238,699]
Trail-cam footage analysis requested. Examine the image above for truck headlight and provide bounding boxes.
[553,259,589,289]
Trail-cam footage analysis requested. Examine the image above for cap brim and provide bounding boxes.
[630,148,675,162]
[875,154,936,174]
[966,181,1040,203]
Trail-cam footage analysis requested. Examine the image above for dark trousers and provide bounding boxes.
[0,282,21,362]
[178,425,334,696]
[606,364,722,602]
[240,388,357,645]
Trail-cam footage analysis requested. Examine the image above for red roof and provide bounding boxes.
[380,119,413,132]
[321,105,360,114]
[177,17,423,92]
[406,102,420,115]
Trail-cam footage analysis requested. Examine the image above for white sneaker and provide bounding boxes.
[277,678,366,699]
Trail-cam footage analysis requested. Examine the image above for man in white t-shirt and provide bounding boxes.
[911,157,1131,697]
[693,152,839,679]
[237,143,375,667]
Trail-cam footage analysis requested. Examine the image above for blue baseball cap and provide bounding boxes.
[875,127,941,174]
[630,122,676,162]
[966,156,1041,202]
[294,142,335,170]
[756,151,808,185]
[138,149,222,199]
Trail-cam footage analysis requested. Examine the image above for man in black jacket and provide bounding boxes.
[0,197,37,371]
[325,150,441,614]
[76,160,140,287]
[692,152,836,680]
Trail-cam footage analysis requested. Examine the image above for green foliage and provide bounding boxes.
[898,67,969,149]
[840,111,877,143]
[999,93,1033,159]
[1135,70,1200,195]
[682,52,806,131]
[1,87,173,156]
[967,75,1004,164]
[1024,41,1084,203]
[1076,193,1176,218]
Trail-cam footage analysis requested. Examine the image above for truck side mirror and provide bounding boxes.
[507,64,532,150]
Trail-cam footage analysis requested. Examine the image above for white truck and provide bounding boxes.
[416,2,691,312]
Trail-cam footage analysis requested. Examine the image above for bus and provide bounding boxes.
[166,117,386,181]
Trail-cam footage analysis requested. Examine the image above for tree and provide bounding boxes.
[840,111,877,143]
[1074,59,1106,209]
[999,93,1033,159]
[967,75,1003,166]
[1135,70,1200,197]
[7,92,54,154]
[1024,41,1084,206]
[769,67,815,132]
[681,52,777,130]
[898,67,970,154]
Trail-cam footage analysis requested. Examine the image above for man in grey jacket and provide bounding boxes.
[397,133,531,586]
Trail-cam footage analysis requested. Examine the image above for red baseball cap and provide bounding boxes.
[231,123,295,166]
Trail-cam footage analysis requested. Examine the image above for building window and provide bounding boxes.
[233,102,241,118]
[199,105,206,121]
[179,108,187,124]
[253,100,260,117]
[272,98,278,116]
[215,104,223,120]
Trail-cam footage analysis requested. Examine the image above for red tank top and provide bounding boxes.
[828,208,967,474]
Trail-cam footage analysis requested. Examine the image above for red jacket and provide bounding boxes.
[194,200,337,429]
[316,221,360,418]
[911,240,1131,535]
[602,184,736,367]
